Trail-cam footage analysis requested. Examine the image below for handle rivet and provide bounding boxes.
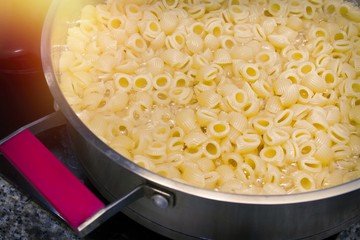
[151,194,169,208]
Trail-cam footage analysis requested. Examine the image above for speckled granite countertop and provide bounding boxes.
[0,177,79,240]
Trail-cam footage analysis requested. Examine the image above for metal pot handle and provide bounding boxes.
[0,111,170,237]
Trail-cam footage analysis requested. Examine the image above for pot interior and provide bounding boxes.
[41,0,360,203]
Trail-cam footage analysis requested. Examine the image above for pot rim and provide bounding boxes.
[41,0,360,206]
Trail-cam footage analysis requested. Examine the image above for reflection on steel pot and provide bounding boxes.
[41,0,360,239]
[0,0,53,138]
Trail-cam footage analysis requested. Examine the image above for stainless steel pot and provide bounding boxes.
[2,0,360,239]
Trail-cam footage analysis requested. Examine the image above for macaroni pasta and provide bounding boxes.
[60,0,360,194]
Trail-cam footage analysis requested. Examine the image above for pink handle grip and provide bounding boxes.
[0,129,105,229]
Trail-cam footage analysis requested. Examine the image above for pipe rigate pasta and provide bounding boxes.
[251,116,273,134]
[196,90,221,108]
[332,144,352,160]
[263,127,290,146]
[208,120,230,139]
[314,145,334,166]
[260,145,285,166]
[280,84,299,107]
[60,0,360,194]
[235,133,261,154]
[293,171,316,192]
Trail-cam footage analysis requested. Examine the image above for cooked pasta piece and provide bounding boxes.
[236,163,256,184]
[293,171,316,192]
[183,128,208,148]
[197,90,221,108]
[260,145,285,167]
[207,120,230,139]
[235,133,261,154]
[263,127,290,146]
[203,140,221,159]
[252,116,273,134]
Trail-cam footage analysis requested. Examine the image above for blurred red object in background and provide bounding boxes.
[0,0,54,138]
